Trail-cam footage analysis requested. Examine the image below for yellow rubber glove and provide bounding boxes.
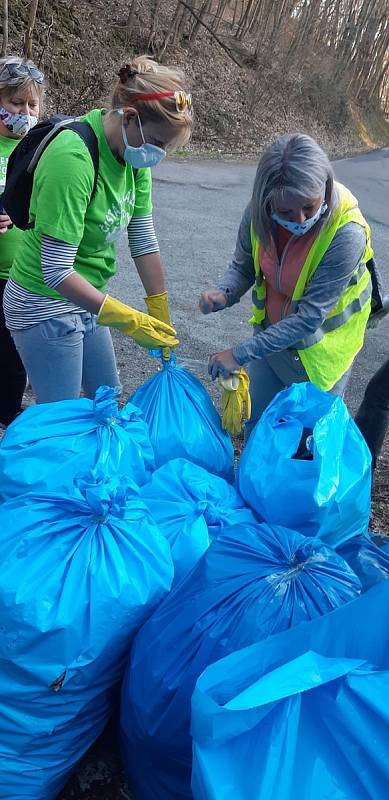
[145,291,172,326]
[145,291,173,361]
[218,368,251,436]
[97,294,179,350]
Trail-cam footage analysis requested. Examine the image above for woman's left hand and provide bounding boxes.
[0,212,12,234]
[208,348,240,380]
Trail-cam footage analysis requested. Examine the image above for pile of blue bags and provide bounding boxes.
[0,355,386,800]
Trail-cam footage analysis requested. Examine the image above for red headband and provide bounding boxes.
[126,92,175,103]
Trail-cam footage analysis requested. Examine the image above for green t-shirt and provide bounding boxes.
[10,109,153,297]
[0,134,24,280]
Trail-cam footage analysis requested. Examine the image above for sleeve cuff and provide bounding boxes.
[218,286,239,308]
[232,344,251,365]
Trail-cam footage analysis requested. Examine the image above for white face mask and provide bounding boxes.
[271,201,328,236]
[0,105,38,136]
[120,111,166,169]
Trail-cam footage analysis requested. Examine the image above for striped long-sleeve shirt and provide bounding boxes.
[4,213,159,329]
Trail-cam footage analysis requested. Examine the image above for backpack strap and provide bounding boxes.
[27,117,99,199]
[66,120,99,198]
[25,119,138,218]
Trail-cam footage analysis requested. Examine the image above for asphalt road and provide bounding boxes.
[112,147,389,412]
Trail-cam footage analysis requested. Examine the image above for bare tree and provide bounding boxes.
[188,0,212,42]
[156,0,389,110]
[125,0,138,45]
[24,0,40,60]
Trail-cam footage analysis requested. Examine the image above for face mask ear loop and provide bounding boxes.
[136,114,146,145]
[119,108,143,146]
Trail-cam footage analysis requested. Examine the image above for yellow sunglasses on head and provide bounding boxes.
[174,91,193,112]
[129,90,193,113]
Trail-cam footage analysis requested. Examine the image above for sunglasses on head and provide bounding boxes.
[128,90,193,114]
[2,62,44,83]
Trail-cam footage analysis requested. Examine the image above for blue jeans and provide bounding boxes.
[11,312,121,404]
[245,348,351,440]
[355,358,389,469]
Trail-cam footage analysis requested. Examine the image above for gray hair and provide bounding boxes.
[251,133,335,248]
[0,55,45,101]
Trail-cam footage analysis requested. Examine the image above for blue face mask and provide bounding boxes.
[271,201,328,236]
[121,112,166,169]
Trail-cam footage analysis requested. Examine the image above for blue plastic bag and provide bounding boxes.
[0,471,173,799]
[192,581,389,800]
[238,382,371,547]
[140,458,258,583]
[131,357,234,481]
[338,531,389,590]
[0,385,155,502]
[191,651,389,800]
[120,522,361,799]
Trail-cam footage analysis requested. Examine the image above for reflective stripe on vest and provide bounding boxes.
[295,274,371,348]
[250,235,266,323]
[289,260,368,316]
[250,182,373,390]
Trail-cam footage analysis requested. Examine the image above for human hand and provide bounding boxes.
[199,290,227,315]
[0,212,12,234]
[145,291,172,326]
[218,367,251,436]
[97,295,178,350]
[208,348,240,380]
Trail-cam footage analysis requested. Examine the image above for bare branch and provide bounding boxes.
[177,0,244,66]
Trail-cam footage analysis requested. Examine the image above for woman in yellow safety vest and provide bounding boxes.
[200,133,373,437]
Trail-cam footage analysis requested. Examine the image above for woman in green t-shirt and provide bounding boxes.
[0,56,45,427]
[4,55,192,404]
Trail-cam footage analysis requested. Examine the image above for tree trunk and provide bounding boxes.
[213,0,229,33]
[189,0,212,42]
[125,0,137,44]
[235,0,256,41]
[24,0,39,59]
[1,0,8,57]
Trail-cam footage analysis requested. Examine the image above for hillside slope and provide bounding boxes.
[4,0,389,159]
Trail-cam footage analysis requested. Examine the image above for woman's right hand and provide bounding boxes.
[97,295,179,350]
[199,290,227,314]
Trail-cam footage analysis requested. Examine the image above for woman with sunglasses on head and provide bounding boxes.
[200,133,373,438]
[0,56,44,428]
[4,55,192,404]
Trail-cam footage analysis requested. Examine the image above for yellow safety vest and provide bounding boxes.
[250,182,373,390]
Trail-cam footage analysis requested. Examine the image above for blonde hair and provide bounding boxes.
[0,55,45,103]
[111,55,192,148]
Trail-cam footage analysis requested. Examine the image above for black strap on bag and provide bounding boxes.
[1,115,99,230]
[366,257,385,314]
